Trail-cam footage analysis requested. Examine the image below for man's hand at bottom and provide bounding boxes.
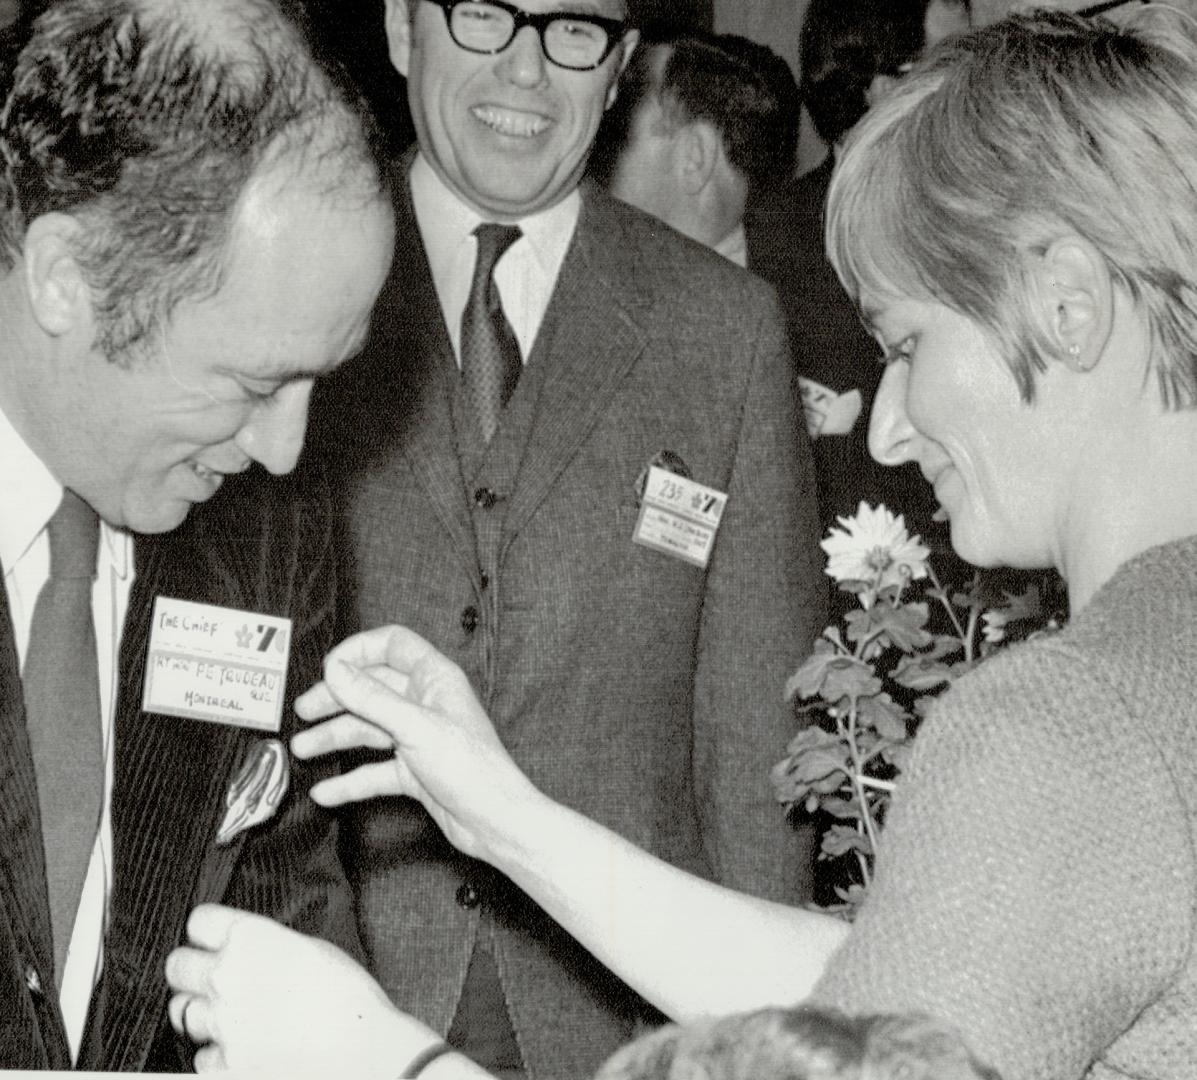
[165,904,443,1075]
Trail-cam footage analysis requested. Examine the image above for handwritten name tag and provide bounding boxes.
[142,597,292,733]
[633,465,728,568]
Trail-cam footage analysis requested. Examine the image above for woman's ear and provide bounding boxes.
[1036,235,1113,372]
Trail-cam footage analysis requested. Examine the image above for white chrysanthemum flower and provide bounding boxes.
[820,502,930,601]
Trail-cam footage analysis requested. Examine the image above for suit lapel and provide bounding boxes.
[503,190,649,541]
[96,530,251,1066]
[361,162,477,569]
[0,582,54,981]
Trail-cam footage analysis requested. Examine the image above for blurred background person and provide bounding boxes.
[746,0,967,543]
[590,26,800,267]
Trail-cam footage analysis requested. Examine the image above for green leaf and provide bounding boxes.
[880,741,914,772]
[855,692,911,741]
[822,824,873,858]
[821,662,883,708]
[891,654,957,692]
[821,795,864,819]
[771,728,852,804]
[784,639,841,701]
[868,601,934,652]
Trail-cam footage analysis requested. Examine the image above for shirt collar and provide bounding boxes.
[410,152,581,281]
[0,401,132,580]
[0,400,63,574]
[714,224,748,269]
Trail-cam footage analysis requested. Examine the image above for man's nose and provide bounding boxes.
[234,381,314,476]
[501,24,549,87]
[867,362,917,467]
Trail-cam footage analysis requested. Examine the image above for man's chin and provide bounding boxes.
[122,498,198,535]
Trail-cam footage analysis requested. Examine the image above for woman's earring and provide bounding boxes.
[1068,342,1095,371]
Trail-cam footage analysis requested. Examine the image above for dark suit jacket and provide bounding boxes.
[0,467,360,1071]
[312,167,826,1080]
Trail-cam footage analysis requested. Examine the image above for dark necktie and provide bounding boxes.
[24,489,103,985]
[461,223,523,443]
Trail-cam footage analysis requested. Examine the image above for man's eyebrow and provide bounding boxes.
[554,3,620,17]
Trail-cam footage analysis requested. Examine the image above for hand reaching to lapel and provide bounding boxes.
[292,625,544,864]
[165,904,437,1075]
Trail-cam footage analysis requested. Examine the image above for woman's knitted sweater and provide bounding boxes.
[813,536,1197,1079]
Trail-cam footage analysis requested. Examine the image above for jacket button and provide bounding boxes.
[455,883,481,909]
[473,487,498,510]
[24,965,42,996]
[461,606,479,634]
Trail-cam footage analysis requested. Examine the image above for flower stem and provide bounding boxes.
[927,563,968,644]
[857,775,896,794]
[844,703,879,886]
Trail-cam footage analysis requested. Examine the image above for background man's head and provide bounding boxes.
[592,27,799,250]
[595,1006,1001,1080]
[800,0,968,149]
[382,0,639,221]
[0,0,394,532]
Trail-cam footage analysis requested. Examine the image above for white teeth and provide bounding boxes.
[192,462,217,481]
[472,105,550,137]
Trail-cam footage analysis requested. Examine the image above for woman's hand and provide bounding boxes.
[292,624,541,861]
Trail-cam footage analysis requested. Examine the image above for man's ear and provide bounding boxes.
[22,214,91,338]
[1036,235,1113,372]
[677,119,720,196]
[605,31,639,110]
[383,0,413,77]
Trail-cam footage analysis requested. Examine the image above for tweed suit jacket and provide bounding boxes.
[0,467,360,1071]
[314,167,826,1080]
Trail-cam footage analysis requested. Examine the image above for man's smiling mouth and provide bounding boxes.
[472,105,551,137]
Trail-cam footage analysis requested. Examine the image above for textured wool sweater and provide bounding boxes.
[813,536,1197,1079]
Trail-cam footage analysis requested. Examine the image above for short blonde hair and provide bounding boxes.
[826,6,1197,407]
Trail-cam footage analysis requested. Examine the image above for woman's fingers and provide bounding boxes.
[291,713,394,760]
[309,760,414,807]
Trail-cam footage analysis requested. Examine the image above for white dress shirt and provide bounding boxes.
[0,403,133,1061]
[409,153,581,364]
[714,223,748,269]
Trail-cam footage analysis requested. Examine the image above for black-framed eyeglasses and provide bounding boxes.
[1075,0,1147,17]
[422,0,628,71]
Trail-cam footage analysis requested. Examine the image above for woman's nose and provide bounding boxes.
[867,362,918,467]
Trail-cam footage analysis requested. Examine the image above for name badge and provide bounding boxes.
[633,465,727,568]
[142,597,292,733]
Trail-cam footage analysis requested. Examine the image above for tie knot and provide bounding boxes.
[46,490,99,580]
[472,223,523,276]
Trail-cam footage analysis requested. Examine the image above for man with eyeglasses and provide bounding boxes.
[300,0,825,1076]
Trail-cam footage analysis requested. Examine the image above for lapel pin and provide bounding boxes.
[216,739,289,847]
